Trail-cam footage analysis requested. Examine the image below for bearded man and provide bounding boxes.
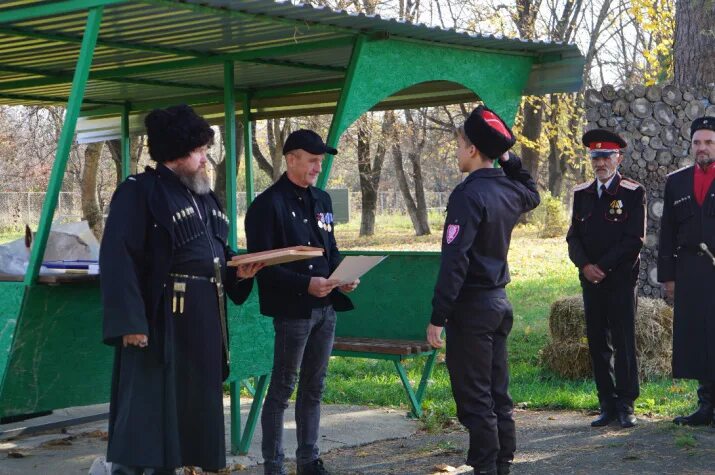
[100,104,262,474]
[658,116,715,427]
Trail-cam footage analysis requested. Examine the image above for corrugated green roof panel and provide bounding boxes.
[0,0,585,113]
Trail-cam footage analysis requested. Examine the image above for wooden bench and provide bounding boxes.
[331,336,438,419]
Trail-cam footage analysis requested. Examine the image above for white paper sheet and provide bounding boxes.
[328,255,387,285]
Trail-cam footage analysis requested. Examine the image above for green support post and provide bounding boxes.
[238,374,269,455]
[317,35,366,190]
[24,6,103,286]
[120,102,130,180]
[393,351,437,419]
[223,62,237,249]
[243,96,254,207]
[229,380,242,455]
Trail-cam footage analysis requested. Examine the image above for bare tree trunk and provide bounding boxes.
[251,121,275,178]
[213,124,245,208]
[407,110,431,235]
[674,0,715,88]
[547,95,563,196]
[520,98,543,177]
[392,110,430,236]
[392,141,426,235]
[81,142,103,239]
[106,137,143,187]
[357,112,394,236]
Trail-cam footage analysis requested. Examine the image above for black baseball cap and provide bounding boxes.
[282,129,338,155]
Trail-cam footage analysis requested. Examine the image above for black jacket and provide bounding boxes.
[566,173,646,287]
[431,154,540,326]
[657,165,715,379]
[245,173,353,319]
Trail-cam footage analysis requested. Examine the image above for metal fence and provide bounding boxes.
[0,190,451,232]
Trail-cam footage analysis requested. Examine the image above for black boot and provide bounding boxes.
[496,462,511,475]
[617,400,637,428]
[591,406,617,427]
[297,458,330,475]
[673,381,714,426]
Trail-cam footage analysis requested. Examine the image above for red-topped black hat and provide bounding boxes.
[463,105,516,159]
[582,128,626,150]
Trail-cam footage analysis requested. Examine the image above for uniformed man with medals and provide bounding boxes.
[100,105,262,474]
[566,129,646,429]
[658,116,715,427]
[245,129,359,475]
[427,106,540,475]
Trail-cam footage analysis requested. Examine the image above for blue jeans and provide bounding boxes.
[261,306,336,475]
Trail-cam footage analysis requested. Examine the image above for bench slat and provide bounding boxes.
[333,337,433,355]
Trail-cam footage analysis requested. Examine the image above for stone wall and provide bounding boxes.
[584,84,715,297]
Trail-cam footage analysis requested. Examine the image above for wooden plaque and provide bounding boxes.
[228,246,324,267]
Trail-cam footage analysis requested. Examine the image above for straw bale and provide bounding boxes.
[541,295,673,381]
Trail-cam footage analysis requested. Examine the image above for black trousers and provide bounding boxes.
[445,294,515,474]
[582,282,640,412]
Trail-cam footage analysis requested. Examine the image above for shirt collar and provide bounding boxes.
[695,162,715,176]
[278,172,318,200]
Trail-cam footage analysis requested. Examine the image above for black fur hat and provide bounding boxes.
[463,105,516,159]
[144,104,214,163]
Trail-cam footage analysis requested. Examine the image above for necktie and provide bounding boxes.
[600,184,606,198]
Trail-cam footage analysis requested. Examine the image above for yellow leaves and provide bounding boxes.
[629,0,675,84]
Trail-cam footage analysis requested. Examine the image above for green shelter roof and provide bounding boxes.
[0,0,584,122]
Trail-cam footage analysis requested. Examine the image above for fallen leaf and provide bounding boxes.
[548,416,557,420]
[433,464,456,472]
[41,438,73,447]
[356,450,371,457]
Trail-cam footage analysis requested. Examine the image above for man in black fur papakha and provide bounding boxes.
[567,129,646,429]
[100,105,262,474]
[428,106,540,475]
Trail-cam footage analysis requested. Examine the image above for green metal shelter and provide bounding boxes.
[0,0,584,454]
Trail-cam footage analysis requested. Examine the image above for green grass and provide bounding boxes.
[315,218,698,428]
[0,230,23,245]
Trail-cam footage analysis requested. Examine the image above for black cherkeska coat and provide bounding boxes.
[100,165,252,470]
[658,165,715,380]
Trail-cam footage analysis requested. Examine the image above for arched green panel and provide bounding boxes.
[319,38,534,188]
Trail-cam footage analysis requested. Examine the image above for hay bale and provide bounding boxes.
[541,295,673,381]
[548,296,587,341]
[541,340,592,379]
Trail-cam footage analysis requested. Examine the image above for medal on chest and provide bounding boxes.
[609,199,623,215]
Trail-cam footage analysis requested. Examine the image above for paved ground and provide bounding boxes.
[2,404,715,474]
[0,398,418,474]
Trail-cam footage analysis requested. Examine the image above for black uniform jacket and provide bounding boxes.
[566,173,646,287]
[657,165,715,379]
[100,166,252,351]
[245,173,353,319]
[431,154,540,326]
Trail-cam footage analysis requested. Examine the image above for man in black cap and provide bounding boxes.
[100,104,262,474]
[658,116,715,427]
[245,129,359,475]
[427,106,540,475]
[566,128,645,429]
